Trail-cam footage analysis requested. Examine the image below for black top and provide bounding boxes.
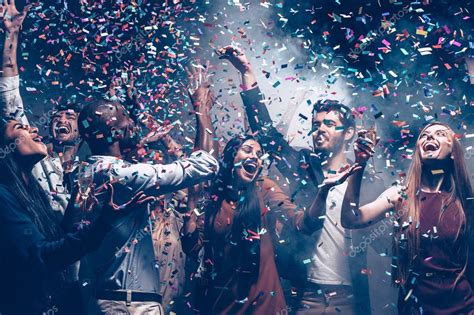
[0,185,111,315]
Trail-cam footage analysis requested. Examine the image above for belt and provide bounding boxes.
[96,290,162,306]
[305,282,353,292]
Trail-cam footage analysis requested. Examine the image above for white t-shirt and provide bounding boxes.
[308,181,353,286]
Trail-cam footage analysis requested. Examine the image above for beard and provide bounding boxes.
[118,124,140,151]
[52,136,78,147]
[313,133,346,158]
[119,133,139,151]
[50,124,79,147]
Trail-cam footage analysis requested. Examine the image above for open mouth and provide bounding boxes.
[242,159,259,175]
[315,133,328,143]
[55,124,71,135]
[422,142,439,152]
[32,136,43,143]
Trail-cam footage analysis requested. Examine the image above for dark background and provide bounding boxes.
[11,1,473,313]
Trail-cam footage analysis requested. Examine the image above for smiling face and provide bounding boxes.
[417,124,454,164]
[3,120,47,166]
[50,110,79,145]
[233,139,263,185]
[312,110,353,155]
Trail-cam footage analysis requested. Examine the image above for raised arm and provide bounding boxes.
[341,167,400,228]
[135,112,183,159]
[182,62,219,253]
[341,130,400,228]
[187,61,219,157]
[217,45,301,179]
[0,0,31,123]
[109,150,218,199]
[217,45,273,133]
[216,45,256,91]
[132,97,185,159]
[160,132,184,159]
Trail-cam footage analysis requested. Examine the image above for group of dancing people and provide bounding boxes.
[0,2,472,315]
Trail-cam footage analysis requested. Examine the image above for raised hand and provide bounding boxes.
[216,45,251,74]
[107,74,141,107]
[217,45,257,90]
[321,164,363,190]
[139,122,174,146]
[354,128,379,165]
[186,59,214,111]
[107,76,123,100]
[187,60,211,93]
[109,76,182,158]
[0,0,33,34]
[126,75,140,107]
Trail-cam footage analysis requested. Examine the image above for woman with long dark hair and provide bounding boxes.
[340,122,473,314]
[182,135,358,314]
[0,119,149,315]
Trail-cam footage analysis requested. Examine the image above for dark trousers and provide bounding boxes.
[292,283,357,315]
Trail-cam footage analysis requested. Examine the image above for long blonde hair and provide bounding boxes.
[393,122,473,286]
